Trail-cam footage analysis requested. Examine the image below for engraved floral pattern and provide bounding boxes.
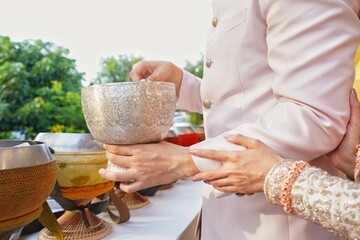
[81,82,177,145]
[265,161,360,240]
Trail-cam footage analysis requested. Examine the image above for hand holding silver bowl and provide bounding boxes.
[81,81,177,174]
[81,81,177,205]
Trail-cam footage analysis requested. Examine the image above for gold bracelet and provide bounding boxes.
[264,160,293,206]
[280,160,309,214]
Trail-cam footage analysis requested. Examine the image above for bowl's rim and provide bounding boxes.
[34,132,105,153]
[54,151,106,155]
[0,140,47,147]
[82,81,176,90]
[35,132,93,137]
[0,141,54,170]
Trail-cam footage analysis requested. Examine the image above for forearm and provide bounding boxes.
[265,160,360,239]
[177,70,203,113]
[244,0,360,159]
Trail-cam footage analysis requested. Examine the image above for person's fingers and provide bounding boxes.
[350,88,360,123]
[215,186,255,194]
[189,149,231,163]
[192,170,228,182]
[345,88,360,152]
[105,151,133,168]
[119,181,146,193]
[214,186,240,193]
[98,168,137,182]
[130,62,144,82]
[146,65,161,81]
[103,144,135,156]
[131,61,167,82]
[130,61,153,82]
[225,134,262,149]
[206,178,236,188]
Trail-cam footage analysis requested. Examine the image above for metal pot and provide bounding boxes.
[34,132,103,152]
[0,140,53,170]
[0,140,56,229]
[34,133,109,188]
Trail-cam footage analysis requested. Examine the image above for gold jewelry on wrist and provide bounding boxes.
[264,160,293,206]
[280,161,309,214]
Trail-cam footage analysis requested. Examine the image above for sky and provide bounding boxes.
[0,0,212,83]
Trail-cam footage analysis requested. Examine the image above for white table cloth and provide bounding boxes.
[20,179,203,240]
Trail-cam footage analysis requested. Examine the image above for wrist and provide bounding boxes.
[182,149,200,177]
[170,63,183,97]
[264,160,309,214]
[260,155,285,190]
[280,161,309,214]
[264,160,293,206]
[170,147,200,180]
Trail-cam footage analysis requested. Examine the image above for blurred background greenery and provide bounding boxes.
[0,36,203,139]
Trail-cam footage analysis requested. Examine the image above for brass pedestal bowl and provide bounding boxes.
[35,133,115,240]
[0,141,56,239]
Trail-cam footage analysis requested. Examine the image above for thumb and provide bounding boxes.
[350,88,360,120]
[130,61,149,82]
[129,68,142,82]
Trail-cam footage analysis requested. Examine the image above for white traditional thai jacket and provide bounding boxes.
[177,0,360,239]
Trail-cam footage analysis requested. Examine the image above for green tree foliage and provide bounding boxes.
[92,55,144,84]
[183,56,204,125]
[184,57,204,79]
[0,36,87,139]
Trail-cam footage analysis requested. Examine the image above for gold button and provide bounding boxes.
[206,58,213,68]
[203,99,212,109]
[212,17,218,27]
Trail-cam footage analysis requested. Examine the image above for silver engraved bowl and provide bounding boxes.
[81,81,177,145]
